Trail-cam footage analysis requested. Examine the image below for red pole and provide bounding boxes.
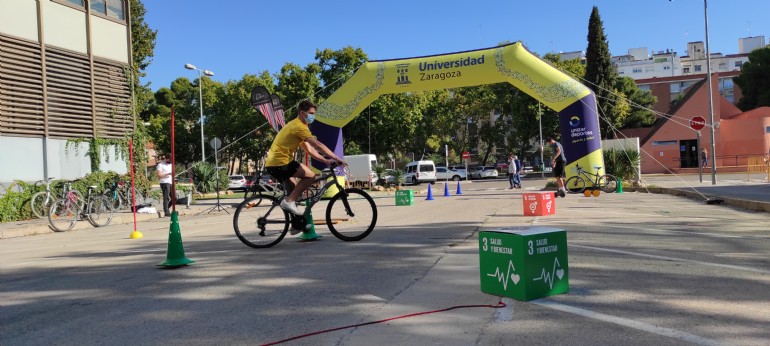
[171,107,176,212]
[130,138,137,231]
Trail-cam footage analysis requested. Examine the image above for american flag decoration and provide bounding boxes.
[271,94,286,129]
[250,86,279,132]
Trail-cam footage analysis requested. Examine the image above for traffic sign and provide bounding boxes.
[690,116,706,131]
[462,151,470,159]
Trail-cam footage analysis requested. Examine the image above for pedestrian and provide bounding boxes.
[513,155,522,188]
[507,154,517,189]
[548,136,567,197]
[701,148,708,167]
[156,154,173,217]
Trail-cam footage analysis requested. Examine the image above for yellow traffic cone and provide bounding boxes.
[158,211,195,268]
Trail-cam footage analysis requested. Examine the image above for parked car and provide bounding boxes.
[470,166,499,179]
[449,165,468,176]
[436,166,466,181]
[404,160,437,185]
[246,173,283,192]
[228,175,248,191]
[495,161,509,174]
[382,169,397,184]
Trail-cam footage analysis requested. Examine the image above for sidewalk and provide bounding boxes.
[2,174,768,239]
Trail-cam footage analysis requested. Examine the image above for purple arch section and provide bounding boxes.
[558,93,601,165]
[309,121,344,172]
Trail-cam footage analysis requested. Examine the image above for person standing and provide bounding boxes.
[507,154,517,189]
[548,136,567,197]
[513,155,522,188]
[701,148,708,167]
[156,154,173,217]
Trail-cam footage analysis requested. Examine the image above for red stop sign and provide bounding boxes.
[462,151,470,159]
[690,116,706,131]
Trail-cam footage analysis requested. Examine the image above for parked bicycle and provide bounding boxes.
[30,178,84,218]
[564,164,618,194]
[48,183,113,232]
[233,163,377,248]
[103,180,130,210]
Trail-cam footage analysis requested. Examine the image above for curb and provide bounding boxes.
[624,187,770,213]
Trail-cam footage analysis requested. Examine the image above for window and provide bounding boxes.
[683,67,690,73]
[663,66,671,70]
[652,140,677,146]
[90,0,106,14]
[67,0,84,6]
[718,63,727,70]
[632,68,642,74]
[694,65,702,72]
[90,0,125,21]
[670,83,681,93]
[654,57,668,63]
[638,85,651,92]
[735,61,743,68]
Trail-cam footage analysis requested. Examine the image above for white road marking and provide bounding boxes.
[531,300,722,346]
[571,244,770,274]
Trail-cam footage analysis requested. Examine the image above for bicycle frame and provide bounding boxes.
[281,168,347,215]
[574,165,603,186]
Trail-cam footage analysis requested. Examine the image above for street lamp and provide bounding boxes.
[702,0,718,184]
[184,63,214,162]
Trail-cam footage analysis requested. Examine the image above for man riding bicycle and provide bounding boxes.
[265,100,345,217]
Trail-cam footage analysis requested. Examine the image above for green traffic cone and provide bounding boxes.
[615,180,624,194]
[298,210,322,241]
[158,211,195,268]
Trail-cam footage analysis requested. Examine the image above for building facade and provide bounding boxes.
[0,0,133,182]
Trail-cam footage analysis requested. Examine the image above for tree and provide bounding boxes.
[584,6,619,138]
[315,46,368,100]
[129,0,157,118]
[733,47,770,111]
[274,62,321,113]
[613,77,657,129]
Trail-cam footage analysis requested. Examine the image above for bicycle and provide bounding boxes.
[564,164,618,194]
[30,178,85,218]
[48,183,114,232]
[233,163,377,248]
[103,181,130,210]
[242,172,284,201]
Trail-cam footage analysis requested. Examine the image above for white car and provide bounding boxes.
[228,175,248,190]
[470,166,499,179]
[436,167,466,181]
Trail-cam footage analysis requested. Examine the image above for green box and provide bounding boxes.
[479,227,568,301]
[395,189,414,206]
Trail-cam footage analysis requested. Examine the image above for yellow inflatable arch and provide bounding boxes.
[311,42,604,181]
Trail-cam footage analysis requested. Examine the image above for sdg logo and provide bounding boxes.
[569,115,581,127]
[396,63,411,85]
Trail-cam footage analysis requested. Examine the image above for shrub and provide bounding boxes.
[191,161,229,193]
[603,148,641,182]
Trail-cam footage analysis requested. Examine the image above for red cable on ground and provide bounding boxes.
[260,300,507,346]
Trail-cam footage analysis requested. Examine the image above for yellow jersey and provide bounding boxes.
[265,118,312,167]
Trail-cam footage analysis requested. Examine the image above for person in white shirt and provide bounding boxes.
[156,154,173,217]
[508,154,518,189]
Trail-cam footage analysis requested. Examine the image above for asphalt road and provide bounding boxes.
[1,179,768,345]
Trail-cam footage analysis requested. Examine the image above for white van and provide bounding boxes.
[404,160,437,185]
[344,154,377,187]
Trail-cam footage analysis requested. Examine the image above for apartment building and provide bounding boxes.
[0,0,133,182]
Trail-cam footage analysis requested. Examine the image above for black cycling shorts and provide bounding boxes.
[553,160,566,178]
[266,161,301,181]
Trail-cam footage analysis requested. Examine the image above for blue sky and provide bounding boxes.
[142,0,770,90]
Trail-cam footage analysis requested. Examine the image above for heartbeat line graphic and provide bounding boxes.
[533,258,565,289]
[486,260,520,290]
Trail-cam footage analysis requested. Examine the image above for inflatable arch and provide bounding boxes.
[311,42,604,181]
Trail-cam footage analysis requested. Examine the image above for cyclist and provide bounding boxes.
[548,136,567,198]
[264,100,345,218]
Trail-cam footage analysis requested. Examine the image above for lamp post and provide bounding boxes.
[184,63,214,162]
[702,0,717,184]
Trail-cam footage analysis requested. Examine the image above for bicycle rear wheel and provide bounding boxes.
[87,196,114,227]
[564,176,586,193]
[233,195,289,248]
[599,174,618,193]
[326,188,377,241]
[31,191,54,218]
[48,199,78,232]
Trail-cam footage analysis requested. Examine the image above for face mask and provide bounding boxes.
[306,113,315,124]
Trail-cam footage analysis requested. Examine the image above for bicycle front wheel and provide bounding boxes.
[31,191,54,218]
[48,199,78,232]
[87,196,114,227]
[564,176,586,194]
[599,174,619,193]
[233,195,289,248]
[326,188,377,241]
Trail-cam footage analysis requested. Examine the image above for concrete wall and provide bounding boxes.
[0,137,127,183]
[0,0,39,42]
[42,0,88,54]
[90,15,128,63]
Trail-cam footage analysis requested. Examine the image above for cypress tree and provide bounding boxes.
[584,6,618,138]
